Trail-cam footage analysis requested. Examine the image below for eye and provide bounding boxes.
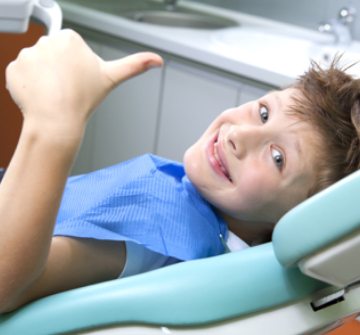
[271,147,285,170]
[259,105,269,123]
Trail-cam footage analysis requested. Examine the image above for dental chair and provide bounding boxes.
[0,171,359,334]
[1,2,360,334]
[0,0,61,35]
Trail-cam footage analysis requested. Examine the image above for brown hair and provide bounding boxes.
[289,56,360,196]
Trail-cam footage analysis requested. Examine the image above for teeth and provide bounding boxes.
[214,142,229,177]
[214,142,220,162]
[214,142,232,182]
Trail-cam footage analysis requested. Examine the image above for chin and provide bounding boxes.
[183,146,196,180]
[184,145,208,192]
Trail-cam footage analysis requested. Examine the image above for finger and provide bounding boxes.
[101,52,163,89]
[5,61,15,92]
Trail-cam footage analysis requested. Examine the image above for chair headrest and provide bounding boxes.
[273,170,360,268]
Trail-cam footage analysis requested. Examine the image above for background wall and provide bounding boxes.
[192,0,360,41]
[0,23,45,167]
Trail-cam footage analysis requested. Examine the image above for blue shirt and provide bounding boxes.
[54,154,228,260]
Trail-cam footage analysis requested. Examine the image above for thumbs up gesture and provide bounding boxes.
[6,29,163,134]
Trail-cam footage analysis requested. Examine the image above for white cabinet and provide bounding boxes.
[71,31,163,174]
[156,59,239,161]
[91,43,162,171]
[156,59,272,161]
[238,80,271,105]
[71,39,102,175]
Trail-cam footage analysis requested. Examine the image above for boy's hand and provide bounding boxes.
[5,29,163,134]
[0,31,162,310]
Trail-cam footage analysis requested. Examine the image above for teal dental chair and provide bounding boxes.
[1,2,360,334]
[1,170,360,334]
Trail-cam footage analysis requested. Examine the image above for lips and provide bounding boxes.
[207,132,232,182]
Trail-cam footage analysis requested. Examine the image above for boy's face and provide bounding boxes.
[184,88,320,223]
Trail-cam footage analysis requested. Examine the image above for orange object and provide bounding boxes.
[0,22,45,167]
[327,318,360,334]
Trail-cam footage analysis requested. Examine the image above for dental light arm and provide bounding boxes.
[0,0,62,34]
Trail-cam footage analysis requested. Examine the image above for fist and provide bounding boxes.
[6,29,163,129]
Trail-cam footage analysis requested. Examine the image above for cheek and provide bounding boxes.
[184,142,201,172]
[184,143,208,191]
[235,182,263,212]
[184,107,238,166]
[228,169,279,216]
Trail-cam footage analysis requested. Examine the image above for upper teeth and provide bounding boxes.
[214,142,220,162]
[214,142,226,174]
[214,141,232,181]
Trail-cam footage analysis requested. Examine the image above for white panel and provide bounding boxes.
[156,60,238,162]
[91,44,162,170]
[299,231,360,287]
[71,39,102,175]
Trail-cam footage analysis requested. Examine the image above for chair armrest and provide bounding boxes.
[0,244,326,335]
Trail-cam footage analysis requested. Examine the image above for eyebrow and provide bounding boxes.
[272,92,282,110]
[286,118,307,179]
[268,91,304,173]
[293,136,303,159]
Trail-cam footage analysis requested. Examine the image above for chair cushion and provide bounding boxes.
[273,170,360,267]
[0,244,326,335]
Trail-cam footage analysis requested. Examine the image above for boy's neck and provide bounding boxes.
[219,212,275,246]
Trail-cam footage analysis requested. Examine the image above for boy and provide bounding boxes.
[0,30,359,313]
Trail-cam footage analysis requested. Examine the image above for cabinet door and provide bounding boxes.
[156,60,238,162]
[238,81,271,105]
[88,44,162,171]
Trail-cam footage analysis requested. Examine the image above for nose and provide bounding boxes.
[225,124,266,159]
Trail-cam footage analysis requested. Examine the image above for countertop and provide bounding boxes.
[58,0,360,87]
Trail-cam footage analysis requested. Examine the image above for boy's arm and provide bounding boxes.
[0,30,162,312]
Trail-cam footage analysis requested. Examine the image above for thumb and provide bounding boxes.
[101,52,163,89]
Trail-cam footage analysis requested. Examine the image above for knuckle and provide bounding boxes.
[5,61,15,85]
[57,29,85,51]
[5,60,14,74]
[17,47,31,60]
[37,35,49,45]
[62,29,81,42]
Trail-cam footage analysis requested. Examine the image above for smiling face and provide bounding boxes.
[184,88,321,224]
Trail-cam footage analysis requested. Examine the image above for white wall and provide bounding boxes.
[192,0,360,41]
